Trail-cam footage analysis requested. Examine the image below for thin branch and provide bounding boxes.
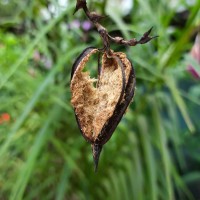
[74,0,157,54]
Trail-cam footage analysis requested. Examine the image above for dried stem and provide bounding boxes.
[74,0,157,55]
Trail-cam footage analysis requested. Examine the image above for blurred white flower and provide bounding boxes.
[58,0,68,8]
[40,0,69,20]
[169,0,196,12]
[41,8,51,21]
[106,0,133,16]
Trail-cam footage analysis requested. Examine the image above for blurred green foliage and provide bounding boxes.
[0,0,200,199]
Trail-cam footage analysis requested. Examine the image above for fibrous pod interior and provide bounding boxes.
[70,47,135,144]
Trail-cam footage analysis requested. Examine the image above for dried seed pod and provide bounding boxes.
[70,47,136,171]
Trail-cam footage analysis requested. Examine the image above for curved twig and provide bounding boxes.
[73,0,157,54]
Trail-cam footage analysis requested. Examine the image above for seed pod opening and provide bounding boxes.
[70,47,136,170]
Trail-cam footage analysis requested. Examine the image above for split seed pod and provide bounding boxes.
[70,47,136,171]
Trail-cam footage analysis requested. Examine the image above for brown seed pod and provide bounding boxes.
[70,47,136,171]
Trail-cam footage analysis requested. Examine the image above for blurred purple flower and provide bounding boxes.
[69,20,81,29]
[42,57,53,70]
[187,34,200,79]
[67,20,92,31]
[82,20,92,31]
[32,50,52,70]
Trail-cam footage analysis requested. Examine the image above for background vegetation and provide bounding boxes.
[0,0,200,199]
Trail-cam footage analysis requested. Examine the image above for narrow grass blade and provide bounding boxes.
[10,105,62,200]
[151,97,174,200]
[166,76,195,133]
[137,115,158,200]
[0,4,73,89]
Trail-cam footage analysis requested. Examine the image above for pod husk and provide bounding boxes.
[70,47,136,170]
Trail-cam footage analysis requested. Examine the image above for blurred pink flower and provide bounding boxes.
[33,50,41,62]
[187,34,200,79]
[188,65,200,79]
[191,34,200,63]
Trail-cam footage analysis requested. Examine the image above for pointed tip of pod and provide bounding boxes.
[91,144,102,172]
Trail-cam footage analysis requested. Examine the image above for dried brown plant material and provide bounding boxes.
[71,0,156,171]
[70,47,135,171]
